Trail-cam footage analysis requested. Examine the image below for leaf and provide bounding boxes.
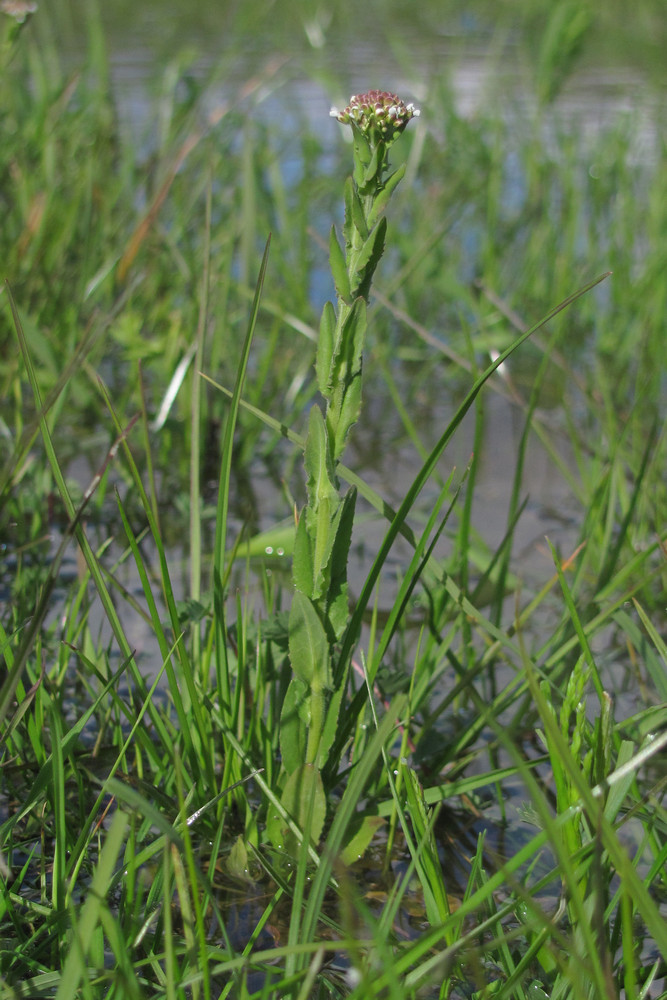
[305,506,335,601]
[367,163,406,229]
[53,810,128,999]
[351,127,372,187]
[280,676,309,774]
[328,296,367,398]
[288,590,330,690]
[318,679,344,769]
[361,145,381,189]
[325,487,356,639]
[302,404,343,598]
[304,404,338,509]
[306,495,351,609]
[603,740,636,823]
[587,689,613,787]
[237,521,295,562]
[333,371,362,461]
[344,295,367,373]
[175,597,210,625]
[339,815,385,866]
[326,298,367,462]
[526,984,550,1000]
[334,270,614,696]
[315,301,337,397]
[353,216,387,301]
[343,176,369,251]
[286,764,326,846]
[226,836,252,881]
[329,225,351,304]
[537,1,593,104]
[404,765,451,924]
[293,508,314,597]
[268,764,326,853]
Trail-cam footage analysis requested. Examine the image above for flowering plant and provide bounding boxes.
[331,89,420,155]
[268,91,419,854]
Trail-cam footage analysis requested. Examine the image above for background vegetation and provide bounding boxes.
[1,1,665,997]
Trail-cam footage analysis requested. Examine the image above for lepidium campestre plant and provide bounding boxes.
[267,92,420,853]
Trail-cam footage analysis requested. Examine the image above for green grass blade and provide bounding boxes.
[54,810,128,1000]
[213,233,271,723]
[336,272,611,678]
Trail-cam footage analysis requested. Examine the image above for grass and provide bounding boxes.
[1,3,666,998]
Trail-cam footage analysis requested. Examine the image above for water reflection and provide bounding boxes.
[39,0,661,146]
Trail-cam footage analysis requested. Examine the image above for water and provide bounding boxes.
[40,0,662,147]
[24,0,661,679]
[4,6,664,990]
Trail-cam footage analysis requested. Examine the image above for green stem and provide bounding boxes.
[323,190,378,465]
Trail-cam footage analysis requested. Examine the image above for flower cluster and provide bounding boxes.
[330,90,420,146]
[0,0,37,23]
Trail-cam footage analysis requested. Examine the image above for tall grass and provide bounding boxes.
[1,4,666,999]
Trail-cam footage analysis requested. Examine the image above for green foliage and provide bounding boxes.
[266,763,326,853]
[536,1,594,104]
[278,88,418,854]
[328,224,352,305]
[0,4,665,998]
[288,590,330,692]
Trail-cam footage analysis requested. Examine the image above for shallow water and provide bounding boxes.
[25,0,661,707]
[3,11,664,992]
[41,0,662,144]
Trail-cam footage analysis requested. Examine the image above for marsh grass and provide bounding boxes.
[1,5,666,999]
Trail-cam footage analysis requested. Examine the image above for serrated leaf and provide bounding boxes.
[362,145,381,189]
[302,405,342,597]
[343,176,369,251]
[288,590,329,689]
[324,487,356,638]
[305,480,352,605]
[351,127,372,187]
[175,597,210,625]
[258,610,290,647]
[353,217,387,301]
[304,404,337,509]
[345,295,367,372]
[315,301,337,397]
[293,509,314,597]
[333,374,362,461]
[329,225,351,304]
[367,163,406,229]
[305,504,334,601]
[318,680,344,769]
[328,296,367,393]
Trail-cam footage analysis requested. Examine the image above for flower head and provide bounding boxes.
[0,0,37,22]
[330,90,420,147]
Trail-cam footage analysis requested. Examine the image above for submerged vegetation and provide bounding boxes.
[1,2,666,998]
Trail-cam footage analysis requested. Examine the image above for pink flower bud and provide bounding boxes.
[330,90,420,146]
